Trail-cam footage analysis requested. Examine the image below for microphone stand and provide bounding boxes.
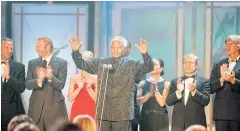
[95,65,106,120]
[98,65,111,131]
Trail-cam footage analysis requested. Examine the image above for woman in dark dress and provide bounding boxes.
[137,58,170,131]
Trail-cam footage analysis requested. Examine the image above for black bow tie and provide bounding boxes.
[183,75,195,79]
[1,61,8,64]
[228,58,239,63]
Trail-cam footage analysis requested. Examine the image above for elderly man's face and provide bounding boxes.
[225,40,239,56]
[183,57,197,74]
[111,41,126,59]
[1,41,13,60]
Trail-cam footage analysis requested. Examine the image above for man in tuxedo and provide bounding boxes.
[25,37,68,131]
[1,37,26,131]
[124,40,141,131]
[69,36,153,131]
[166,53,210,131]
[210,35,240,131]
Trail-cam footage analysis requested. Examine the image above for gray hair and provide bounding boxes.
[1,37,13,44]
[111,36,128,47]
[225,35,240,46]
[182,53,199,65]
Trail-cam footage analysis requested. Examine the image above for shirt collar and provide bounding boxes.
[228,56,240,62]
[42,54,53,64]
[113,56,125,63]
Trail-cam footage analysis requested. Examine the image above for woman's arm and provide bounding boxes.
[154,81,170,107]
[137,80,153,104]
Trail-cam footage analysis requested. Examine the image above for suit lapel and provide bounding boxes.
[117,57,128,70]
[114,57,129,75]
[233,60,240,72]
[1,77,5,95]
[48,55,58,74]
[9,60,16,77]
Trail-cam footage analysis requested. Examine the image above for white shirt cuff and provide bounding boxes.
[176,91,182,99]
[37,80,43,87]
[191,89,197,96]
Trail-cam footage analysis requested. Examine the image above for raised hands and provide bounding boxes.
[68,36,83,51]
[36,67,46,82]
[188,80,197,92]
[220,63,236,84]
[135,39,148,54]
[36,65,53,82]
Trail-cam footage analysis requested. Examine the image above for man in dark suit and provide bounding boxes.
[69,36,153,131]
[1,37,26,131]
[25,37,68,131]
[166,53,210,131]
[210,35,240,131]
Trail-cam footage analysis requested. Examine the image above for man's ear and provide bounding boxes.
[195,60,199,69]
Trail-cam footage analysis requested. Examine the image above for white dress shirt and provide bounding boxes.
[1,60,9,82]
[184,78,194,105]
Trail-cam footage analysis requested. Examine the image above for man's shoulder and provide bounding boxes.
[171,77,182,82]
[125,57,138,63]
[196,75,209,83]
[28,58,40,64]
[215,57,228,65]
[54,56,67,63]
[11,60,25,68]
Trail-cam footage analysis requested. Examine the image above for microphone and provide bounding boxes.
[107,64,112,69]
[102,64,108,68]
[98,64,111,131]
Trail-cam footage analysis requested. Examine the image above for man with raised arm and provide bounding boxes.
[69,36,153,131]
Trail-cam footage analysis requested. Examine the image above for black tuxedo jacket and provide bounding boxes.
[1,60,26,131]
[166,75,210,131]
[210,58,240,121]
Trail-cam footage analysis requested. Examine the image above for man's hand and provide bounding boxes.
[135,39,148,54]
[68,36,83,51]
[45,66,53,80]
[188,80,197,92]
[220,63,229,80]
[176,78,184,93]
[224,72,236,84]
[36,67,46,82]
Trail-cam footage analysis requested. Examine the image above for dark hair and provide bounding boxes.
[8,115,34,131]
[57,123,82,131]
[155,58,164,76]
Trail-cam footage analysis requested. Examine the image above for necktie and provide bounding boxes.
[114,60,119,69]
[42,60,47,68]
[228,58,239,63]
